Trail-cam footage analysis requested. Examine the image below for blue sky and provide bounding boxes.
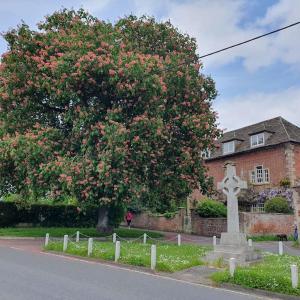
[0,0,299,130]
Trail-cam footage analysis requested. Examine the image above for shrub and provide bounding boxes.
[3,194,78,206]
[0,202,98,227]
[264,197,291,214]
[279,178,291,188]
[196,199,227,218]
[0,202,20,227]
[3,193,23,203]
[163,211,177,219]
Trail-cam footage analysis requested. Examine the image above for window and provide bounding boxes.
[251,133,265,148]
[222,141,235,154]
[251,203,265,213]
[250,166,270,184]
[201,149,211,159]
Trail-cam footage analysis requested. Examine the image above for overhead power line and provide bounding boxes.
[199,21,300,59]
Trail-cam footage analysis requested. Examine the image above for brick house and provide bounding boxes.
[204,117,300,190]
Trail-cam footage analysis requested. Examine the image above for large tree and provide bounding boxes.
[0,9,220,232]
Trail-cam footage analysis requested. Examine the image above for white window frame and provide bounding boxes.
[250,165,270,184]
[201,149,211,159]
[222,141,235,155]
[250,133,265,148]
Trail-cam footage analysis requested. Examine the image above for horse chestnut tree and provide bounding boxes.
[0,9,220,232]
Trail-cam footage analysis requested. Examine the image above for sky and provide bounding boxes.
[0,0,299,131]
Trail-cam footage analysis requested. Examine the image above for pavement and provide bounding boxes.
[0,240,270,300]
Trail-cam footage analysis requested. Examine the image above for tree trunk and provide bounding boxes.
[96,206,113,233]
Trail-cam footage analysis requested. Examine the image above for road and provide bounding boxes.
[0,244,267,300]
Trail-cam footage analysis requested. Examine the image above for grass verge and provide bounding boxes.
[45,240,210,272]
[0,227,163,238]
[292,240,300,248]
[211,253,300,296]
[248,235,294,242]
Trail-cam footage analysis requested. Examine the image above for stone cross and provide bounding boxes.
[217,162,247,234]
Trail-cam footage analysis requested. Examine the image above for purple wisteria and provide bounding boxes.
[257,188,293,207]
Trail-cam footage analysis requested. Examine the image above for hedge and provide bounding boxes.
[0,202,98,227]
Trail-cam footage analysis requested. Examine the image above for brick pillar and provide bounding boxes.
[292,187,300,230]
[285,143,296,186]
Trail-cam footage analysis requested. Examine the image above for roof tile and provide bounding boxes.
[208,117,300,160]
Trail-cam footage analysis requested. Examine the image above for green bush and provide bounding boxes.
[3,194,78,206]
[196,199,227,218]
[163,211,177,219]
[264,197,291,214]
[3,194,23,203]
[279,178,291,188]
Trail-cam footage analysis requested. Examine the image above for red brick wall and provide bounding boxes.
[191,210,227,237]
[205,145,287,189]
[129,209,185,233]
[126,210,294,236]
[241,212,295,235]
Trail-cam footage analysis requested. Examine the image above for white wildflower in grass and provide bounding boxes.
[45,240,210,272]
[212,252,300,297]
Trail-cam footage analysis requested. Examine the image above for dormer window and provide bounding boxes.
[201,149,211,159]
[222,141,235,154]
[251,133,265,148]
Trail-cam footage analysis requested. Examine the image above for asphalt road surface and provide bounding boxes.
[0,245,268,300]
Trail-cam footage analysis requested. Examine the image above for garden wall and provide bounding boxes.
[130,209,295,236]
[130,209,185,232]
[240,212,295,236]
[190,210,226,237]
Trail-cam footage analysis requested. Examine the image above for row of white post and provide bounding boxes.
[46,232,299,286]
[45,233,158,270]
[46,233,286,252]
[47,231,184,247]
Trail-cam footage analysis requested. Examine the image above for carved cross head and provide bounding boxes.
[217,162,247,197]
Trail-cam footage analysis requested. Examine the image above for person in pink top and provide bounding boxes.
[125,211,133,229]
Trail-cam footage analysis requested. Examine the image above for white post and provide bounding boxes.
[213,235,217,247]
[87,238,93,256]
[279,241,283,255]
[76,231,80,243]
[151,244,156,270]
[115,241,120,262]
[63,235,68,252]
[229,258,236,277]
[143,233,147,244]
[177,234,181,246]
[291,264,298,288]
[248,239,253,247]
[45,233,49,247]
[113,233,117,243]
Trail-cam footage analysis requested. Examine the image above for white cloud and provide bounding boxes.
[243,0,300,71]
[157,0,300,71]
[80,0,111,14]
[214,87,300,131]
[133,0,160,16]
[164,0,252,68]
